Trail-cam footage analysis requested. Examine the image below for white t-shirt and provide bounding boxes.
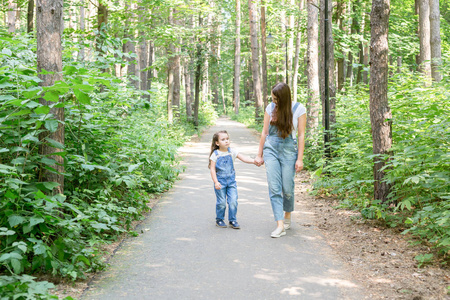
[209,148,239,163]
[266,102,307,137]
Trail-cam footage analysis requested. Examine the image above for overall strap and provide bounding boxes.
[214,149,219,156]
[227,147,231,153]
[293,102,300,112]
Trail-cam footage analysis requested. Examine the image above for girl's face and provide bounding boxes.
[215,133,230,150]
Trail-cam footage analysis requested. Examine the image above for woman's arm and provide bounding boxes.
[210,160,221,189]
[295,114,307,172]
[255,112,270,166]
[237,153,256,164]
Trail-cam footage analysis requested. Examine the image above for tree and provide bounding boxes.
[248,0,263,118]
[36,0,64,194]
[320,0,336,127]
[261,1,269,108]
[419,0,432,85]
[429,0,442,82]
[27,0,34,33]
[335,0,345,91]
[8,0,16,33]
[292,0,305,102]
[306,0,320,132]
[233,0,241,114]
[369,0,392,202]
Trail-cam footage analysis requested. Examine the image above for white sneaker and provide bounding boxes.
[284,218,291,230]
[271,227,286,238]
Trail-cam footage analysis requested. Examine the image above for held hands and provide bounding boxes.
[254,155,264,167]
[214,182,222,190]
[295,159,303,173]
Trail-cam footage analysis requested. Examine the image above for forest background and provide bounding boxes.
[0,0,449,298]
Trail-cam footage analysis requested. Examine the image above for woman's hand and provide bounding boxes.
[295,159,303,172]
[255,155,264,167]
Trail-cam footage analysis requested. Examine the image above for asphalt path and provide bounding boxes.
[82,117,364,300]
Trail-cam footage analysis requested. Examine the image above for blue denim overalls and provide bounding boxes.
[263,103,299,221]
[214,148,238,222]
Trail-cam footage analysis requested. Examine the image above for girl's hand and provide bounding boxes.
[214,182,221,190]
[255,155,264,167]
[295,159,303,172]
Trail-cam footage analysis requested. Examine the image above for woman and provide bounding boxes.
[255,82,307,238]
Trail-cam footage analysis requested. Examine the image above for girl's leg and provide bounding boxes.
[214,185,227,221]
[226,181,238,222]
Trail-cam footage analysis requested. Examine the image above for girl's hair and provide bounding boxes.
[270,82,293,139]
[208,130,229,168]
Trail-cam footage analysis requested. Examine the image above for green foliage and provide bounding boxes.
[0,28,205,297]
[310,65,450,260]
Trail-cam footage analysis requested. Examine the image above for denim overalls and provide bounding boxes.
[214,148,238,222]
[263,103,299,221]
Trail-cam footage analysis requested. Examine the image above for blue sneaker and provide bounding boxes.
[229,221,240,229]
[216,220,227,228]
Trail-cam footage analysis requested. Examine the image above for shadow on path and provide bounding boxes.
[82,117,364,300]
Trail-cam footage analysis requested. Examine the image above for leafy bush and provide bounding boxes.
[310,64,450,260]
[0,29,204,297]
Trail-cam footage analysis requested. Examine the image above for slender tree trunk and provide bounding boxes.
[147,41,153,100]
[36,0,64,194]
[370,0,392,203]
[419,0,432,85]
[184,57,192,118]
[336,0,345,91]
[292,0,305,102]
[8,0,16,33]
[194,43,202,128]
[124,5,138,89]
[261,1,268,108]
[429,0,442,82]
[320,0,336,126]
[96,0,108,51]
[233,0,241,114]
[248,0,263,118]
[307,0,320,132]
[167,9,175,123]
[288,0,295,86]
[27,0,34,33]
[77,1,85,61]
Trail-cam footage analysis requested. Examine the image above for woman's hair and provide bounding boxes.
[270,82,293,139]
[208,130,228,168]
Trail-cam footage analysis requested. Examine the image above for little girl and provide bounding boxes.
[209,130,256,229]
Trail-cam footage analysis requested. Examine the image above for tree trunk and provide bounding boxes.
[36,0,64,194]
[8,0,16,33]
[248,0,263,118]
[184,57,192,118]
[27,0,34,33]
[429,0,442,82]
[147,41,153,100]
[419,0,432,85]
[77,1,85,61]
[320,0,336,127]
[288,0,295,86]
[194,43,202,128]
[370,0,392,203]
[261,1,269,108]
[233,0,241,114]
[167,9,175,123]
[138,8,148,92]
[336,0,345,91]
[306,0,320,132]
[96,0,108,51]
[292,0,305,102]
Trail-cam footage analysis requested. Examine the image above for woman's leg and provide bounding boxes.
[264,157,284,222]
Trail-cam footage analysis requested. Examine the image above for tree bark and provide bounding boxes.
[8,0,16,33]
[194,44,202,128]
[306,0,320,132]
[370,0,392,202]
[96,0,108,51]
[36,0,64,194]
[261,1,269,108]
[292,0,305,102]
[138,7,148,93]
[429,0,442,82]
[320,0,336,127]
[233,0,241,114]
[419,0,432,85]
[27,0,34,33]
[147,41,153,100]
[77,0,85,61]
[248,0,263,119]
[336,0,345,91]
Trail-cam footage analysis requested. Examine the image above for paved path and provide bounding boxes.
[82,117,364,300]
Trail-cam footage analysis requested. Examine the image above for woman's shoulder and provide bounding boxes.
[292,102,306,116]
